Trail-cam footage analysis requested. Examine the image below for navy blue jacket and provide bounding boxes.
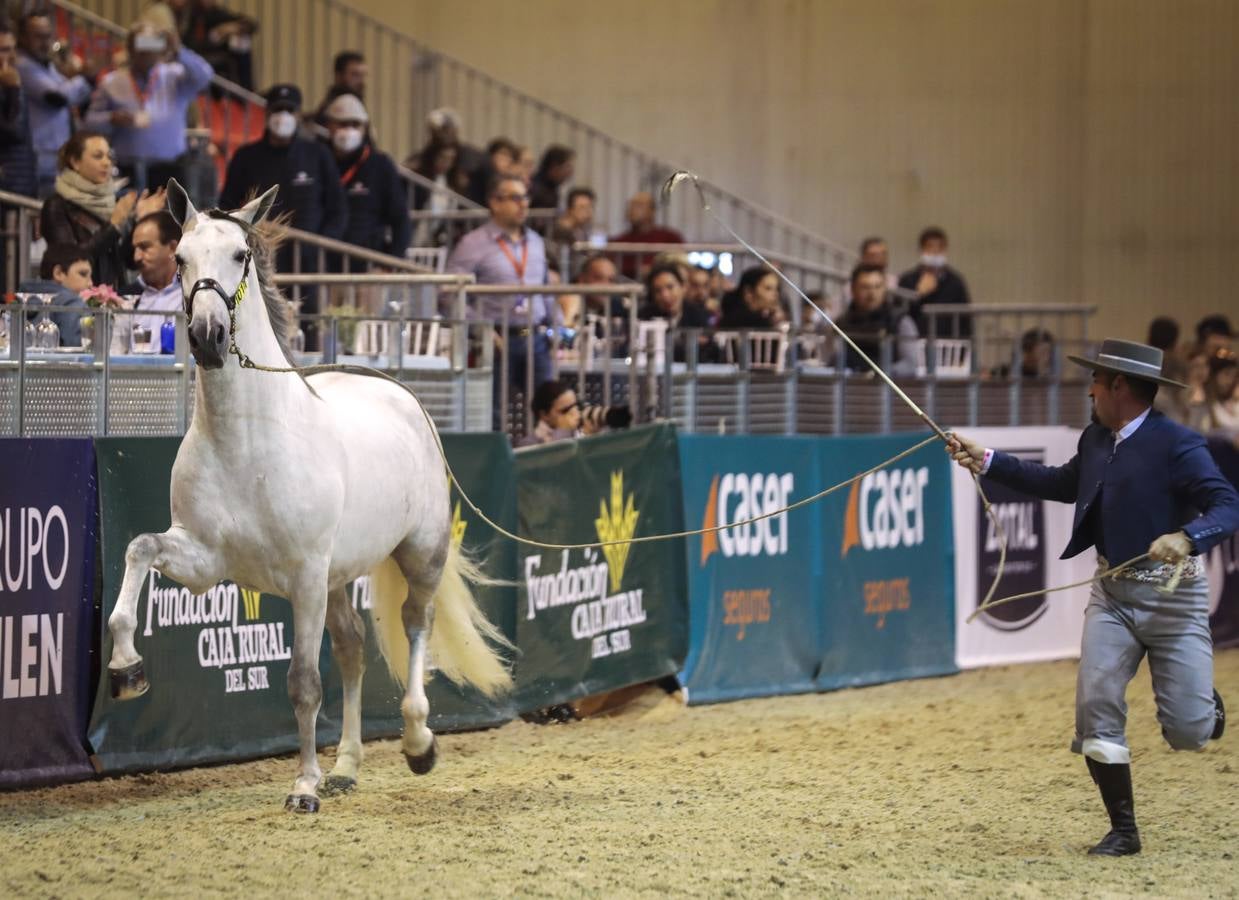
[0,83,37,197]
[334,142,412,260]
[987,410,1239,563]
[219,136,347,241]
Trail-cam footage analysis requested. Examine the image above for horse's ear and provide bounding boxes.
[167,178,196,226]
[237,184,279,225]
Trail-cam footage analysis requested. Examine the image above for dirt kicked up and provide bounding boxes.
[2,649,1236,898]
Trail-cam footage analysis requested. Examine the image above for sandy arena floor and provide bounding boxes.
[2,650,1236,898]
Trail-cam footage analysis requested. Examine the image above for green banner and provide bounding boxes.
[89,434,517,773]
[513,423,688,710]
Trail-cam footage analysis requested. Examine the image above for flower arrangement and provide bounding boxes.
[81,284,129,309]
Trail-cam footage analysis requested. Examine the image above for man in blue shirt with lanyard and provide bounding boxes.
[949,339,1239,856]
[447,173,557,430]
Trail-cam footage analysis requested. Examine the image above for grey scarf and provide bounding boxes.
[54,169,121,222]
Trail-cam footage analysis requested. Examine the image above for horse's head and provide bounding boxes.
[167,179,278,370]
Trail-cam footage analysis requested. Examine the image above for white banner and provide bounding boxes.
[952,427,1095,668]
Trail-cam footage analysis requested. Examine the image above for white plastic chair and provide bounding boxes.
[714,329,789,373]
[634,319,668,369]
[404,246,447,273]
[912,338,972,378]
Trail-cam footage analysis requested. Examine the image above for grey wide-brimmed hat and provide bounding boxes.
[1067,338,1187,389]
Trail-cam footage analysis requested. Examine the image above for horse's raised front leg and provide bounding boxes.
[321,586,365,796]
[394,541,446,776]
[107,525,223,700]
[285,572,329,813]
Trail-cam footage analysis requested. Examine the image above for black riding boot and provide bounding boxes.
[1085,757,1142,856]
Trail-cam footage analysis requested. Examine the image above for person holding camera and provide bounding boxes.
[517,380,632,448]
[84,21,212,193]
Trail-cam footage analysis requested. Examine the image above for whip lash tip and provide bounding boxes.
[661,170,697,206]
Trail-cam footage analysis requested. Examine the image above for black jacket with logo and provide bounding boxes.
[219,136,347,246]
[333,141,412,264]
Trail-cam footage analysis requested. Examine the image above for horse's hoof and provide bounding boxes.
[284,794,320,814]
[108,661,149,700]
[320,775,356,797]
[404,737,438,775]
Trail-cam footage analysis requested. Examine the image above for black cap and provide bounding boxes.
[264,84,303,111]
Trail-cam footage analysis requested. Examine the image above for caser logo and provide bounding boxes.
[700,472,794,565]
[841,467,929,557]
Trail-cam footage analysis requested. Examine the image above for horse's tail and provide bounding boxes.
[370,545,514,698]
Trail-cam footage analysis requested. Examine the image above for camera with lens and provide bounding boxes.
[579,403,632,434]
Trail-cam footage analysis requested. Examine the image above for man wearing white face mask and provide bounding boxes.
[324,93,410,268]
[898,225,972,338]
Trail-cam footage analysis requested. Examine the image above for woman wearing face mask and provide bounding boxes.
[323,93,411,270]
[39,131,166,288]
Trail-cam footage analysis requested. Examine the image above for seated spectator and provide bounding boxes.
[1189,350,1239,434]
[684,264,717,315]
[528,144,574,212]
[18,243,92,346]
[124,210,182,342]
[1195,314,1234,358]
[84,21,213,193]
[414,106,485,191]
[718,266,786,330]
[0,20,36,199]
[514,144,536,186]
[467,136,519,205]
[577,252,629,323]
[898,226,971,338]
[409,140,466,246]
[324,93,411,266]
[1148,316,1190,420]
[17,11,94,197]
[639,262,714,363]
[40,132,165,288]
[610,190,684,279]
[180,0,258,91]
[548,186,597,258]
[836,262,919,375]
[312,50,367,131]
[1020,328,1055,378]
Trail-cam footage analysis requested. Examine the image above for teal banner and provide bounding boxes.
[817,433,957,688]
[678,435,823,703]
[514,424,688,710]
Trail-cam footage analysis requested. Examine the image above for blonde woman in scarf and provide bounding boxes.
[39,131,166,288]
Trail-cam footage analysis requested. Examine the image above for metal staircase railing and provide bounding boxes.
[62,0,855,271]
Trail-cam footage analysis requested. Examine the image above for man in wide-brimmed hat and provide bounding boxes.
[948,338,1239,857]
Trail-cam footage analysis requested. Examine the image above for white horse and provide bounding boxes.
[104,181,511,812]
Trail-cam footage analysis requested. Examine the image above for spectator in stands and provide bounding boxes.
[1147,316,1191,421]
[514,144,536,186]
[446,173,555,426]
[40,131,165,289]
[836,262,919,375]
[323,93,410,264]
[719,266,787,330]
[1194,314,1234,358]
[898,226,971,338]
[859,236,898,288]
[639,261,714,363]
[84,21,213,192]
[125,210,182,341]
[18,243,91,346]
[528,144,574,211]
[1189,350,1239,435]
[684,264,715,311]
[16,12,94,197]
[180,0,258,91]
[312,51,367,130]
[219,83,347,267]
[1019,328,1055,378]
[467,136,519,205]
[610,190,684,279]
[421,106,485,187]
[0,19,36,198]
[518,380,582,447]
[410,140,465,247]
[546,185,596,268]
[577,251,629,324]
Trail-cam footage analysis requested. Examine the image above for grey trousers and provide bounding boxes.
[1072,563,1215,764]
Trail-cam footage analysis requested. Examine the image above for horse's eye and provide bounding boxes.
[174,255,184,267]
[233,250,247,264]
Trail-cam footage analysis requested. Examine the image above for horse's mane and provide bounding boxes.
[242,216,299,368]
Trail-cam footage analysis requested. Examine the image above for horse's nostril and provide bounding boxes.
[213,324,226,346]
[188,329,200,348]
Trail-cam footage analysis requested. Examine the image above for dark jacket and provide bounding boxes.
[718,292,780,331]
[898,264,971,337]
[638,299,716,363]
[39,194,132,289]
[986,411,1239,564]
[0,83,37,197]
[219,136,347,251]
[333,142,412,263]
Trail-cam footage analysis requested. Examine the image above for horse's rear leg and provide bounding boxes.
[107,526,222,699]
[285,573,329,813]
[393,538,448,775]
[322,587,365,795]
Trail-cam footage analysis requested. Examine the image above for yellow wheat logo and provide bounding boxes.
[241,587,262,620]
[594,470,640,593]
[451,500,468,548]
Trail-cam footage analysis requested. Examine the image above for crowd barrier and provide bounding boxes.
[4,425,1238,787]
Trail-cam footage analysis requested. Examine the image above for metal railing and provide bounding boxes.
[64,0,852,264]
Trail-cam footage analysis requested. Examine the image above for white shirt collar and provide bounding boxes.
[1114,406,1151,446]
